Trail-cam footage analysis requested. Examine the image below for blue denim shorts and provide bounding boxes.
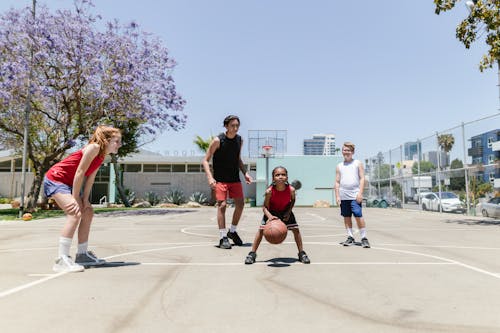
[43,176,72,198]
[340,200,363,217]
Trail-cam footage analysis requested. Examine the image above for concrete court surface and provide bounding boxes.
[0,206,499,333]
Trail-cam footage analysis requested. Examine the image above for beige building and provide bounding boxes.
[0,149,257,204]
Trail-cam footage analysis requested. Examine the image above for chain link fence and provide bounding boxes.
[363,113,500,216]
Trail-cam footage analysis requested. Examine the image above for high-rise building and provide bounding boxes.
[423,150,449,167]
[303,134,336,155]
[404,141,422,161]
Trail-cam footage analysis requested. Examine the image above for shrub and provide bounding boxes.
[189,191,208,205]
[164,189,185,205]
[117,189,136,205]
[144,191,160,206]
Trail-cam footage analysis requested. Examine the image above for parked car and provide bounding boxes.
[413,191,432,204]
[476,197,500,218]
[421,192,466,213]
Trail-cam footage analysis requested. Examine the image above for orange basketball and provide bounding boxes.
[263,219,288,244]
[22,213,33,221]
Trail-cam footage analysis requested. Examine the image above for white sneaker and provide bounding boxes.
[53,255,85,273]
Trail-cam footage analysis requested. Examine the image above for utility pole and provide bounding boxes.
[19,0,36,217]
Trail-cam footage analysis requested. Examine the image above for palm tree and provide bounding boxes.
[193,135,215,205]
[437,133,455,154]
[193,135,213,154]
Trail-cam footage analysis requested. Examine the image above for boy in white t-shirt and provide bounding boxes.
[334,142,370,248]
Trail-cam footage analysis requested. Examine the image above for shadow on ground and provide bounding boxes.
[445,218,500,226]
[265,257,298,267]
[83,261,141,269]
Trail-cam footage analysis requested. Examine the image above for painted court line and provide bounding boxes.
[141,262,455,266]
[0,272,67,299]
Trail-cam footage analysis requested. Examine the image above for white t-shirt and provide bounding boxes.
[338,159,361,200]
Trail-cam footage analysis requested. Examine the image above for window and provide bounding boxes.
[488,155,495,164]
[124,164,141,172]
[487,137,494,148]
[0,161,11,172]
[157,164,171,172]
[489,172,495,183]
[172,164,185,172]
[143,164,157,172]
[187,164,202,172]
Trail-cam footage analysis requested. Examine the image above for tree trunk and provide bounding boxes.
[111,154,130,207]
[27,168,45,212]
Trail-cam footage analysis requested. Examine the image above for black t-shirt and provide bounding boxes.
[213,133,241,182]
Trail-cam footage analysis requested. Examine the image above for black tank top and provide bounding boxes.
[213,133,241,182]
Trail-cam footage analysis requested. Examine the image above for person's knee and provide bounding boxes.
[217,200,227,210]
[66,209,82,221]
[233,198,244,209]
[81,207,94,220]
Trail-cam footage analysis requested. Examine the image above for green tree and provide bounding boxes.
[469,175,493,205]
[449,158,466,191]
[412,160,436,174]
[371,163,393,187]
[434,0,500,71]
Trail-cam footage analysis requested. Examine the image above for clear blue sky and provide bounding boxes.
[1,1,498,159]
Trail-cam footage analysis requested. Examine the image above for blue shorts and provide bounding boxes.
[43,176,72,198]
[340,200,363,218]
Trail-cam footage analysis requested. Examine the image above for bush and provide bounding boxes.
[164,189,185,205]
[144,191,160,206]
[117,189,136,205]
[0,197,12,204]
[189,191,208,205]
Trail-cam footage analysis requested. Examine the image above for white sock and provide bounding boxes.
[360,228,367,239]
[229,224,237,233]
[77,241,88,254]
[347,228,354,237]
[58,237,72,257]
[219,229,227,239]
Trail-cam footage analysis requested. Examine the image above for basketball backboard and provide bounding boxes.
[247,130,287,158]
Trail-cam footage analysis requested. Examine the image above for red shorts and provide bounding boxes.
[215,182,244,201]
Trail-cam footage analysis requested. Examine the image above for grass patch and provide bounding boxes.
[0,207,146,221]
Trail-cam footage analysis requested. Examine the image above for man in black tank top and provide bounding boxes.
[202,115,253,249]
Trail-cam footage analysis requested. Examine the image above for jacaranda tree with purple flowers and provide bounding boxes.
[0,1,186,209]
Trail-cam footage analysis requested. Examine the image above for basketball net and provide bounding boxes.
[262,145,273,157]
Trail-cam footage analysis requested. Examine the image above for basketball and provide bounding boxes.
[263,219,288,244]
[22,213,33,221]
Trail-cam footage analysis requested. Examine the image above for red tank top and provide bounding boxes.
[268,185,291,212]
[46,149,104,185]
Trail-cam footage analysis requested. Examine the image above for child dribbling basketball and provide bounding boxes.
[244,166,310,264]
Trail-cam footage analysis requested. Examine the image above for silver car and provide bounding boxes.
[477,197,500,218]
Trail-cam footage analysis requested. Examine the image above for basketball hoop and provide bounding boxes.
[262,145,273,157]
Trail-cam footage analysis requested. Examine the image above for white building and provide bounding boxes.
[303,134,336,155]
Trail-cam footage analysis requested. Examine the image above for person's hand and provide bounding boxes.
[82,198,92,210]
[65,198,81,215]
[208,178,216,189]
[283,212,290,222]
[356,193,363,204]
[336,197,341,206]
[244,173,253,185]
